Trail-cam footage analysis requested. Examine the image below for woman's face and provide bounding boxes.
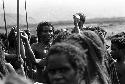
[47,54,80,84]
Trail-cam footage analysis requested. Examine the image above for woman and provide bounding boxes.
[62,30,111,84]
[46,42,87,84]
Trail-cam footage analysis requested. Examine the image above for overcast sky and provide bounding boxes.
[0,0,125,22]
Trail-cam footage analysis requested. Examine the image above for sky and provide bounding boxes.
[0,0,125,22]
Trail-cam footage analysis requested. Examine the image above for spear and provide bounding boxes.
[2,0,7,38]
[17,0,25,76]
[17,0,20,58]
[2,0,9,51]
[25,0,28,30]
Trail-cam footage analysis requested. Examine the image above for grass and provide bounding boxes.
[0,21,125,46]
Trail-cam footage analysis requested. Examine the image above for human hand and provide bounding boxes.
[20,31,29,43]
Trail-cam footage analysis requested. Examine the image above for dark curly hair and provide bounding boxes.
[76,13,86,24]
[8,27,17,50]
[111,37,125,49]
[53,30,71,44]
[63,32,111,84]
[36,22,54,36]
[46,42,87,81]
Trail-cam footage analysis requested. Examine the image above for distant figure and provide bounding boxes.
[72,12,86,33]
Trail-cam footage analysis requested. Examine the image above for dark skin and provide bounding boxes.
[38,26,53,45]
[110,43,120,60]
[110,43,125,84]
[21,31,50,82]
[47,53,80,84]
[31,25,54,59]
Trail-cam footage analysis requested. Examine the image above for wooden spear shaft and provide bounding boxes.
[3,0,7,38]
[17,0,20,58]
[17,0,25,76]
[25,0,28,30]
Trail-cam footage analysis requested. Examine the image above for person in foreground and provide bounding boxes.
[62,30,112,84]
[45,42,88,84]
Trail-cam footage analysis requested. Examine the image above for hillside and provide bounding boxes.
[0,13,37,26]
[1,13,125,34]
[51,17,125,26]
[1,13,125,27]
[86,17,125,24]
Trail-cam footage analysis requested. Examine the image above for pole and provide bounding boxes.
[2,0,7,38]
[25,0,28,30]
[2,0,9,51]
[17,0,25,76]
[17,0,20,58]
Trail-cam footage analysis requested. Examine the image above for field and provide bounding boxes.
[0,20,125,46]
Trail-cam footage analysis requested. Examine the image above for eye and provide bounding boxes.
[48,69,56,74]
[60,69,66,73]
[59,67,70,73]
[48,68,69,74]
[43,30,48,33]
[49,30,53,32]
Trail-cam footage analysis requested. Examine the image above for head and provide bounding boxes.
[8,27,17,50]
[110,37,125,61]
[66,31,105,64]
[64,31,110,84]
[73,13,86,29]
[77,13,85,27]
[36,22,54,44]
[46,42,87,84]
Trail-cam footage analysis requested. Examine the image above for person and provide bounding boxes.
[31,21,54,82]
[31,22,54,59]
[0,39,9,79]
[3,73,33,84]
[0,38,16,79]
[72,12,86,33]
[63,30,112,84]
[45,42,87,84]
[110,36,125,84]
[20,22,55,83]
[4,27,25,76]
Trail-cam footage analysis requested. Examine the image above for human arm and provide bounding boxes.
[20,31,36,64]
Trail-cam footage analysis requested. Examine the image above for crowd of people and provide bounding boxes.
[0,12,125,84]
